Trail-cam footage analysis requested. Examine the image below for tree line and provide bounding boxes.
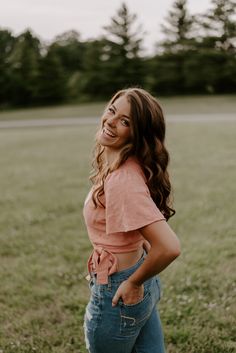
[0,0,235,107]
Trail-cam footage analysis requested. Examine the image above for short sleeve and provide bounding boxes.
[104,163,166,234]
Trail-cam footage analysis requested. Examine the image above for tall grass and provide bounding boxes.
[0,120,235,352]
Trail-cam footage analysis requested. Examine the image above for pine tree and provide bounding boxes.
[199,0,236,51]
[102,2,145,93]
[161,0,194,53]
[149,0,194,95]
[104,2,143,59]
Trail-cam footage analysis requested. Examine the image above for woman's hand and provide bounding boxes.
[112,280,144,307]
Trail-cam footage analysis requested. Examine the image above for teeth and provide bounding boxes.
[104,127,116,137]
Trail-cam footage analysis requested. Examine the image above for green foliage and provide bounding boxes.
[0,29,16,104]
[148,0,236,96]
[6,30,41,106]
[0,0,236,107]
[149,49,236,95]
[49,30,85,73]
[76,39,109,99]
[37,48,67,104]
[148,53,186,95]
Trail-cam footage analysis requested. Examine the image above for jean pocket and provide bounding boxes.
[119,289,153,337]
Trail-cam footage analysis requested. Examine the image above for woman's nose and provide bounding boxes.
[107,115,117,127]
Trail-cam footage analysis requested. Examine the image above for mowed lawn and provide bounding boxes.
[0,94,236,121]
[0,117,235,352]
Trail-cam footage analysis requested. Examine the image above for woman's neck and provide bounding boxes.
[103,148,119,167]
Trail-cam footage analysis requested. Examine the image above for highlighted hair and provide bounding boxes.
[90,87,175,220]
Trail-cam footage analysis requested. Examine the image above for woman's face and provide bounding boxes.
[98,95,132,151]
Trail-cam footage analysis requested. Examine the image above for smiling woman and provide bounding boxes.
[82,87,180,353]
[98,96,132,155]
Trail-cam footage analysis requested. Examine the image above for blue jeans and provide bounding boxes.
[84,253,166,353]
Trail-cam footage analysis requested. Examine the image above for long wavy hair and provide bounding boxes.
[89,87,175,220]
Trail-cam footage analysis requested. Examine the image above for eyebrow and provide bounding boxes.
[111,104,131,120]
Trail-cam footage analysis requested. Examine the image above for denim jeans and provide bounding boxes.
[84,253,166,353]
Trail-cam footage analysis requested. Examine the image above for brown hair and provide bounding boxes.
[90,87,175,220]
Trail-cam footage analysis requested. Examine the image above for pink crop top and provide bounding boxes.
[83,156,166,284]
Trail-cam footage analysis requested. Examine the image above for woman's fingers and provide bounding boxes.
[112,280,144,307]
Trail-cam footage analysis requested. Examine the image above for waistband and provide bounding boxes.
[108,251,146,283]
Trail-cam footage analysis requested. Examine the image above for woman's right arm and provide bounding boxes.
[128,220,181,286]
[112,220,180,306]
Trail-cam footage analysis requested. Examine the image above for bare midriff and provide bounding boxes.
[115,248,144,272]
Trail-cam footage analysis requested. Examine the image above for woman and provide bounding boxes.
[83,88,180,353]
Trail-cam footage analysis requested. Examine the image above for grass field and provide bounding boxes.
[0,108,235,352]
[0,94,236,121]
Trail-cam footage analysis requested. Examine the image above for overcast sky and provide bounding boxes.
[1,0,212,53]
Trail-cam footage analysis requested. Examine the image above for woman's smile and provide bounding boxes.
[102,126,117,138]
[98,95,132,151]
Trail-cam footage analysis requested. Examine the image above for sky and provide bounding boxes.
[0,0,212,54]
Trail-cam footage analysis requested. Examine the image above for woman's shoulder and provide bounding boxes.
[105,156,147,186]
[122,156,146,177]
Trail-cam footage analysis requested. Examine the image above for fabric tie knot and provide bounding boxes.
[87,247,118,284]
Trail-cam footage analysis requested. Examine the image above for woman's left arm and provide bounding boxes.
[112,220,181,306]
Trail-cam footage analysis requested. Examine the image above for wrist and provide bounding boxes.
[127,277,143,287]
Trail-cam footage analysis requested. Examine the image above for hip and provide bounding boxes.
[88,251,162,304]
[85,252,162,338]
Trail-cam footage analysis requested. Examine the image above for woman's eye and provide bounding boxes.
[121,119,129,126]
[108,107,115,114]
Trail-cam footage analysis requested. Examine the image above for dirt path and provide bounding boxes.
[0,114,235,129]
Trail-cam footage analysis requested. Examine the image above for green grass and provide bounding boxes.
[0,103,105,121]
[0,119,235,352]
[0,94,235,121]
